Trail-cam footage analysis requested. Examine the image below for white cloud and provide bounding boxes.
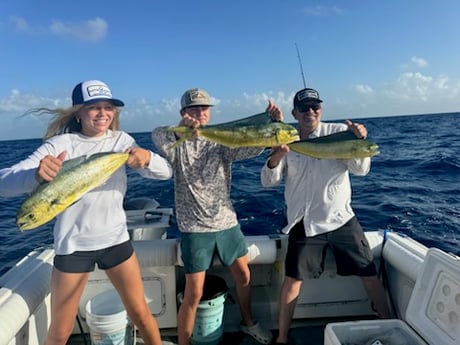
[434,75,449,90]
[8,16,108,42]
[377,71,460,114]
[331,69,460,119]
[391,72,433,101]
[49,17,108,42]
[2,68,460,140]
[0,89,64,140]
[242,91,292,110]
[411,56,428,68]
[354,84,374,95]
[158,97,179,113]
[9,16,31,32]
[302,6,344,16]
[0,89,61,112]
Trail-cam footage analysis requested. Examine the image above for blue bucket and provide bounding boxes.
[178,275,228,345]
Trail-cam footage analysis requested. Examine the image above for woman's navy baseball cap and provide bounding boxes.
[72,80,124,107]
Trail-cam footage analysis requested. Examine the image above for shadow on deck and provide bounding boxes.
[67,318,363,345]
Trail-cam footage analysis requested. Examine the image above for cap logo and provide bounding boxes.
[87,84,112,99]
[189,90,208,102]
[297,89,318,101]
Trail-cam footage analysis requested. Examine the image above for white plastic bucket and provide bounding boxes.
[85,289,135,345]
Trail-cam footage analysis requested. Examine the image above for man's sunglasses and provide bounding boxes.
[297,103,321,112]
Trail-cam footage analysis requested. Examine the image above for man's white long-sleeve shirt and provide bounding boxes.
[261,122,370,237]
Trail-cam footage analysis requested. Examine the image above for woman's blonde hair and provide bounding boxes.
[26,105,121,140]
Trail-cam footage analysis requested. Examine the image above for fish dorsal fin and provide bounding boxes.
[208,111,274,129]
[57,155,89,175]
[59,152,117,174]
[29,154,97,193]
[301,130,357,143]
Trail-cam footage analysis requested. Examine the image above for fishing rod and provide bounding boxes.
[295,43,307,88]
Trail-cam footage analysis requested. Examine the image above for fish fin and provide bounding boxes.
[166,126,194,150]
[167,126,189,133]
[27,155,90,194]
[59,152,123,174]
[59,155,89,174]
[207,111,274,129]
[167,133,190,150]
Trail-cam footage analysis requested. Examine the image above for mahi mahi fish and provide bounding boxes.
[288,131,380,159]
[16,152,129,231]
[168,113,299,149]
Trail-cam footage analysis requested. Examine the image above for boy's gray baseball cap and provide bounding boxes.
[181,88,213,109]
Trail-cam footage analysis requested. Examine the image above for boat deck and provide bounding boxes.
[67,326,323,345]
[67,316,375,345]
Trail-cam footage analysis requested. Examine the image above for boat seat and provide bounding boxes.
[383,232,427,282]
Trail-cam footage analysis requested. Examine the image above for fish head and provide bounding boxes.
[16,200,53,231]
[361,141,380,157]
[275,123,300,145]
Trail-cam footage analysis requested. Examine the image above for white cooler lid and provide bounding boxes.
[406,247,460,345]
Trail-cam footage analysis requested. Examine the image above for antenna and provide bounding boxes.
[295,43,307,88]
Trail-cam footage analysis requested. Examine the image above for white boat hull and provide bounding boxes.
[0,230,434,345]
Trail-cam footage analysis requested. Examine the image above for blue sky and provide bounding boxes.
[1,1,459,140]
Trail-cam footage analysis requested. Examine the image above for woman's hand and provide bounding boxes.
[36,151,66,183]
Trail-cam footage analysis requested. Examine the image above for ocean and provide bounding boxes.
[0,113,459,276]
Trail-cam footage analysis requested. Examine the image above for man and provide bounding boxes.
[152,88,282,345]
[261,88,391,345]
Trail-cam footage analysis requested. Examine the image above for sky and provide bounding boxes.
[1,0,460,140]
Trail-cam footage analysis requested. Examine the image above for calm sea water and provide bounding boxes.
[0,113,459,276]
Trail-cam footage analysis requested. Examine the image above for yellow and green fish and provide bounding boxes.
[16,152,129,231]
[168,112,299,149]
[288,131,380,159]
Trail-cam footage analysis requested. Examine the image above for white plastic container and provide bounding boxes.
[405,248,460,345]
[324,319,426,345]
[86,289,134,345]
[324,248,460,345]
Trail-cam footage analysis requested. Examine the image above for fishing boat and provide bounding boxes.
[0,198,458,345]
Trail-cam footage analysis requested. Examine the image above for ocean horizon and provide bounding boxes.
[1,111,458,143]
[1,112,459,276]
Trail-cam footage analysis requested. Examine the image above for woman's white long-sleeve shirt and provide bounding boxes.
[261,122,370,237]
[0,130,172,254]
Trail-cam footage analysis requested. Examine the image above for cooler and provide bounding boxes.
[324,248,460,345]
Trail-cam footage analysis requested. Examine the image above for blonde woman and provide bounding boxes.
[0,80,172,345]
